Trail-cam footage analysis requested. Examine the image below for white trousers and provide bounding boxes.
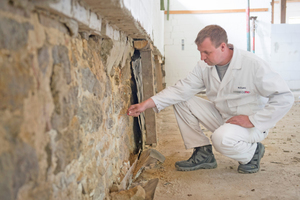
[173,96,268,164]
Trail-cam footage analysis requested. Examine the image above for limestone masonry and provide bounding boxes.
[0,0,165,199]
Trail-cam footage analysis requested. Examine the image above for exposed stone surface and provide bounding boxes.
[78,96,103,133]
[38,45,50,75]
[52,45,72,84]
[0,48,34,112]
[0,142,39,200]
[38,13,69,34]
[81,67,102,97]
[0,0,165,199]
[0,16,33,51]
[0,7,138,200]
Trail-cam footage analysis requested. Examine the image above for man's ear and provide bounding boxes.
[220,42,226,51]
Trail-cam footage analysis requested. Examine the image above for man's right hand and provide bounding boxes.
[127,98,156,117]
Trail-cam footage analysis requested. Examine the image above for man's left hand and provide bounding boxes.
[226,115,254,128]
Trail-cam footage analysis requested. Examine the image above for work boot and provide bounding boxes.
[238,142,265,174]
[175,144,217,171]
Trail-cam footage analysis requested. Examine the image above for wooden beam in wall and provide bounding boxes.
[154,55,164,93]
[164,8,268,15]
[134,40,149,50]
[281,0,287,23]
[140,49,157,145]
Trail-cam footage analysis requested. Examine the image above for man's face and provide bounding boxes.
[197,37,223,66]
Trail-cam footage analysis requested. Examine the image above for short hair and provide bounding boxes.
[194,25,228,48]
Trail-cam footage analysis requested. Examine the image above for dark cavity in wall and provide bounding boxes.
[131,50,143,154]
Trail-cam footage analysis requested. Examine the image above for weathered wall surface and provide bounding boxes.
[0,1,141,199]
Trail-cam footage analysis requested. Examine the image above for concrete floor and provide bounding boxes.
[141,94,300,200]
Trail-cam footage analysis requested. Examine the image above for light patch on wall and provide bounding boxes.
[289,17,300,24]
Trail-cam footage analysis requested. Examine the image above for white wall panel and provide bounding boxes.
[271,24,300,90]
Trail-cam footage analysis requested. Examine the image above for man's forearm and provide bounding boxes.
[141,98,156,110]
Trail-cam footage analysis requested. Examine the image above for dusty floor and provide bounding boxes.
[141,96,300,200]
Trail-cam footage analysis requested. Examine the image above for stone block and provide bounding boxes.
[0,142,39,200]
[52,45,72,84]
[0,17,33,51]
[0,0,30,18]
[93,179,106,200]
[81,68,102,98]
[106,118,114,129]
[77,97,103,133]
[100,38,114,70]
[38,46,50,75]
[50,83,79,132]
[0,51,34,112]
[53,116,82,174]
[62,18,78,37]
[38,13,69,34]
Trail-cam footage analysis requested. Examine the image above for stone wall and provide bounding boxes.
[0,1,145,199]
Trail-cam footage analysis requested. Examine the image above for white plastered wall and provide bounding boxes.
[271,24,300,90]
[164,0,272,86]
[123,0,165,55]
[271,2,300,90]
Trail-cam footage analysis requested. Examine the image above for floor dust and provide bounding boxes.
[141,97,300,200]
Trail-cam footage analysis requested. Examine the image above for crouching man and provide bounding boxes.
[127,25,294,174]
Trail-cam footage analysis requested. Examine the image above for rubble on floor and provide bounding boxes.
[110,149,164,200]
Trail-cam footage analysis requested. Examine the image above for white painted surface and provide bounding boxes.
[164,0,272,86]
[271,24,300,90]
[123,0,165,55]
[152,1,165,56]
[48,0,102,33]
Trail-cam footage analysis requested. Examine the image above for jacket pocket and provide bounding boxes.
[227,95,257,115]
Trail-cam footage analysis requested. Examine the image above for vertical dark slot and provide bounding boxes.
[130,50,143,154]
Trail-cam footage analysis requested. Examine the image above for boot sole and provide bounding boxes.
[238,143,265,174]
[175,161,217,171]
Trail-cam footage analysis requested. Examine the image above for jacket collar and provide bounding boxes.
[218,45,241,92]
[208,45,240,82]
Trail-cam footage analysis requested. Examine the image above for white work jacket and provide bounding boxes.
[151,46,294,132]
